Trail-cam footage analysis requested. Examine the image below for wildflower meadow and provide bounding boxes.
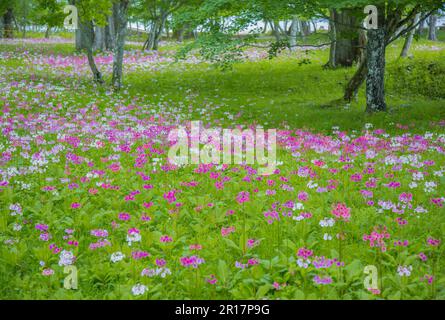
[0,0,444,302]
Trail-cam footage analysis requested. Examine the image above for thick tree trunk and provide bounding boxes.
[365,28,386,112]
[112,0,129,90]
[3,8,14,38]
[428,14,437,41]
[333,9,360,67]
[401,14,420,57]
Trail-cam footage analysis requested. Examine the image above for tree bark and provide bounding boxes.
[401,14,420,57]
[112,0,130,90]
[365,28,386,112]
[428,14,437,41]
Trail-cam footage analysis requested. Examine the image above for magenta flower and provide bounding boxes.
[236,191,250,204]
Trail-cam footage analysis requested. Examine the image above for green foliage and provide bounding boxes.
[388,53,445,99]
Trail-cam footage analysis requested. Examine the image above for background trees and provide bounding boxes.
[2,0,444,111]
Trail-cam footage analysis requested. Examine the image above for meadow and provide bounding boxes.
[0,33,444,300]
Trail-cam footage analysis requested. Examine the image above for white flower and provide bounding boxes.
[110,252,125,263]
[397,265,412,277]
[323,233,333,241]
[131,284,147,296]
[414,206,428,214]
[424,181,437,193]
[12,223,22,231]
[319,218,335,228]
[58,250,75,266]
[297,259,310,269]
[412,172,424,181]
[126,232,141,246]
[409,181,418,189]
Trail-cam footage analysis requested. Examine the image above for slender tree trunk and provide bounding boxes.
[143,15,166,51]
[271,21,283,42]
[45,26,51,38]
[428,14,437,41]
[311,20,317,34]
[416,12,427,37]
[262,20,269,34]
[401,14,420,57]
[3,8,14,38]
[365,28,386,112]
[0,16,4,38]
[112,0,130,90]
[80,21,104,83]
[301,21,311,36]
[289,16,299,52]
[344,56,367,101]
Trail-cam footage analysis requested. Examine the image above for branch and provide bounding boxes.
[387,9,435,45]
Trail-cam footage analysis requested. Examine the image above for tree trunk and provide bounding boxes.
[3,8,14,38]
[112,0,129,90]
[365,28,386,112]
[333,9,360,67]
[93,26,105,51]
[401,14,420,57]
[301,21,311,36]
[0,16,4,38]
[105,15,115,51]
[80,21,104,83]
[45,26,51,38]
[289,16,299,52]
[143,15,165,51]
[428,14,437,41]
[326,10,337,68]
[344,56,367,101]
[271,21,283,42]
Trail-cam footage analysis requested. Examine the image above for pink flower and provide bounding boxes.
[71,202,81,209]
[297,247,313,259]
[118,212,131,221]
[331,203,351,222]
[236,191,250,204]
[206,274,217,285]
[427,237,440,247]
[160,235,173,243]
[221,226,235,237]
